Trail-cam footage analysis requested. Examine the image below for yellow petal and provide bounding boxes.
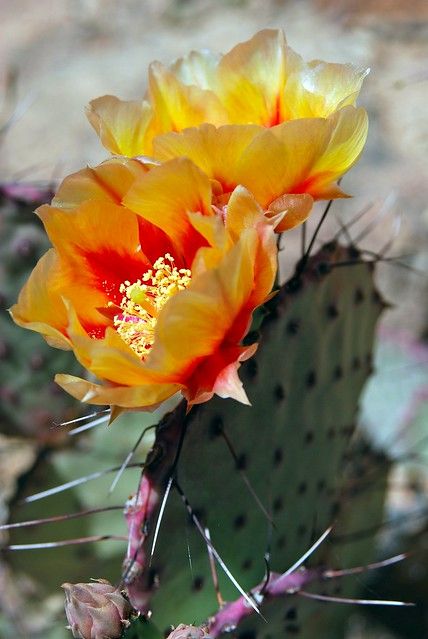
[238,106,368,206]
[308,106,369,190]
[216,29,291,126]
[285,61,369,119]
[86,95,152,156]
[86,30,369,156]
[234,123,321,206]
[170,48,220,89]
[148,61,226,134]
[225,186,282,294]
[153,123,261,192]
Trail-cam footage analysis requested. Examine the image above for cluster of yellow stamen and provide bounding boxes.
[113,254,191,359]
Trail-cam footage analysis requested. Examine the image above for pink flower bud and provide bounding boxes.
[166,625,210,639]
[62,579,132,639]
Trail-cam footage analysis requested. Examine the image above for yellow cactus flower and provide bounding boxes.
[128,106,366,232]
[11,157,278,410]
[86,29,368,156]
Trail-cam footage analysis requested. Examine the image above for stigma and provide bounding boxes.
[114,254,191,358]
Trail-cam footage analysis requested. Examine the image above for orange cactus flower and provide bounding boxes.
[86,29,368,157]
[11,157,278,410]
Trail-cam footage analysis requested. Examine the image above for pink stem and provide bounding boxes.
[207,567,322,637]
[122,401,187,613]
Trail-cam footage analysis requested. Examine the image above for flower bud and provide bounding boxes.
[62,579,132,639]
[167,624,210,639]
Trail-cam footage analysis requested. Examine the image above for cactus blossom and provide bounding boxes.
[166,625,210,639]
[62,580,132,639]
[87,29,368,156]
[11,157,278,409]
[86,30,368,231]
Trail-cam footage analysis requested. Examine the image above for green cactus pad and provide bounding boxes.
[135,242,385,636]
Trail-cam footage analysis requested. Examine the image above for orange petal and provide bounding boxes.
[267,193,314,231]
[187,213,239,284]
[86,95,152,156]
[49,157,177,266]
[212,344,258,404]
[188,211,227,250]
[226,187,278,302]
[123,158,213,262]
[51,157,149,210]
[11,247,110,341]
[10,249,70,349]
[38,200,154,315]
[184,344,254,407]
[146,228,267,381]
[55,373,181,409]
[64,305,171,386]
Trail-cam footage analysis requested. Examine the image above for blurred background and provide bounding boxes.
[0,1,427,637]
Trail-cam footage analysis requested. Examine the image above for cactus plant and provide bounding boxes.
[2,239,391,639]
[4,27,416,639]
[114,240,386,638]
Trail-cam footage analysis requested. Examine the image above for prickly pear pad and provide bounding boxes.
[132,242,384,636]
